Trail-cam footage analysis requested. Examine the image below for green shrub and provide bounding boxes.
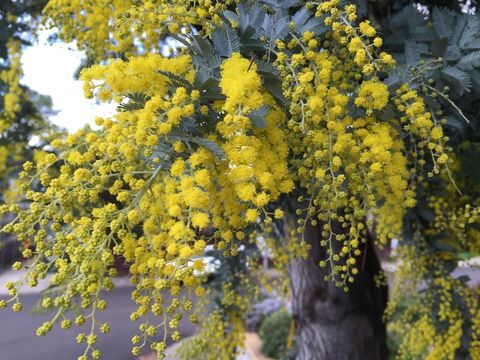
[258,309,292,359]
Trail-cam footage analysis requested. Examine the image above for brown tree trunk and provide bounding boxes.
[289,218,388,360]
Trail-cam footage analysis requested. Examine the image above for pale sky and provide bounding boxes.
[21,30,115,133]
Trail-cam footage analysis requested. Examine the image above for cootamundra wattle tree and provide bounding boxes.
[1,1,480,360]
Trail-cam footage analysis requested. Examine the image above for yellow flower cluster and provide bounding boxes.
[0,146,8,175]
[389,270,480,360]
[429,198,480,254]
[0,39,23,131]
[395,85,450,174]
[2,1,476,359]
[178,309,245,360]
[179,278,256,359]
[218,53,293,212]
[271,3,423,285]
[386,164,480,359]
[0,55,202,359]
[43,0,228,60]
[253,225,310,298]
[1,48,293,358]
[81,53,194,100]
[354,80,389,112]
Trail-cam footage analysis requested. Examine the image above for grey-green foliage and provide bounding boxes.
[188,0,326,122]
[117,92,151,112]
[382,6,480,134]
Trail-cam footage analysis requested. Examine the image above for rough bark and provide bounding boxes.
[289,218,388,360]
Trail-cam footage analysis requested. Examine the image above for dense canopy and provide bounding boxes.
[1,1,480,359]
